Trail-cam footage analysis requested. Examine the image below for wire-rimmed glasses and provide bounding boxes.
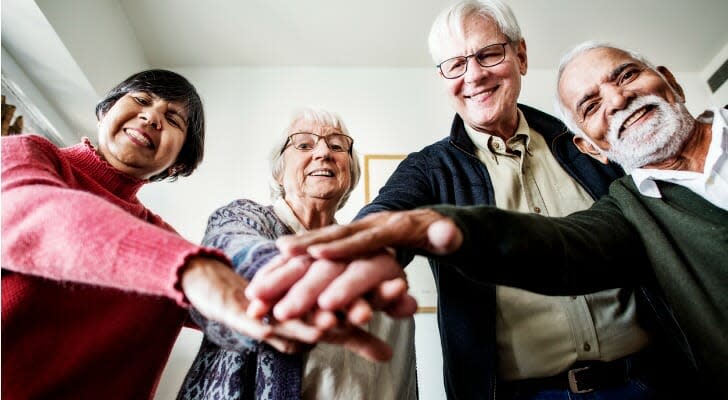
[436,42,509,79]
[282,132,354,154]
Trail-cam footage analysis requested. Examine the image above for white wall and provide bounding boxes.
[144,65,715,399]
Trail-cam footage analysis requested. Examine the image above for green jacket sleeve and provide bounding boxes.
[427,197,650,295]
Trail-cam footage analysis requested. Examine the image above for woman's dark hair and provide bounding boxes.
[95,69,205,181]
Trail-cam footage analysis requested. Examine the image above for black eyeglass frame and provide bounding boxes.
[281,132,354,154]
[436,42,509,79]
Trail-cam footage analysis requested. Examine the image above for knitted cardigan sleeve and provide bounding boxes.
[1,135,225,305]
[189,199,291,351]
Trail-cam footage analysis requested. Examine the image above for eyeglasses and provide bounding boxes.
[282,132,354,154]
[436,42,509,79]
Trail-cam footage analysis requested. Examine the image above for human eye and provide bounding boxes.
[166,114,185,129]
[442,57,465,74]
[618,66,641,85]
[581,100,600,119]
[131,92,151,105]
[292,134,315,150]
[476,48,500,62]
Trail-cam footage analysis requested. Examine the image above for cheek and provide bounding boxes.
[444,79,463,98]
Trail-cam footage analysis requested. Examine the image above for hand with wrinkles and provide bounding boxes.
[182,255,399,362]
[244,209,460,326]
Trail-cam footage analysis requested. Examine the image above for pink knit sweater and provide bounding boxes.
[1,134,226,399]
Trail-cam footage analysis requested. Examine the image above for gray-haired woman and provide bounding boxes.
[178,107,417,400]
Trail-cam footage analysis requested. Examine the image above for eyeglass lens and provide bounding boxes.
[439,43,506,79]
[289,133,352,152]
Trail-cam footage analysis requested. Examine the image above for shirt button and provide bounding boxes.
[583,342,591,352]
[534,207,541,214]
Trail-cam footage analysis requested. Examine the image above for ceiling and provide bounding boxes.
[2,0,727,141]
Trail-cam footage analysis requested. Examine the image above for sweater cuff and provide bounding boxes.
[113,226,231,306]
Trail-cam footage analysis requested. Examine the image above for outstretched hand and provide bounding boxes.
[245,209,460,322]
[277,208,462,260]
[181,256,401,362]
[245,252,418,321]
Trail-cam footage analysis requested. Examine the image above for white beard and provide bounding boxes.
[601,95,694,172]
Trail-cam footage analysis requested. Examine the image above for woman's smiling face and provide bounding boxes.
[279,119,352,208]
[96,91,188,179]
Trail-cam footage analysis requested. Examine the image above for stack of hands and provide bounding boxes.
[184,209,462,362]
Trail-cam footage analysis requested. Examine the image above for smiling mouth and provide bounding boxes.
[620,105,656,134]
[465,87,496,100]
[308,169,335,177]
[124,129,155,149]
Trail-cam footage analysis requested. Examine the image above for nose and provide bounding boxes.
[311,137,332,159]
[603,84,635,116]
[139,108,162,130]
[463,56,488,83]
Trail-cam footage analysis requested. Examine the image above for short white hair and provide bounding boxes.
[269,106,361,210]
[427,0,522,64]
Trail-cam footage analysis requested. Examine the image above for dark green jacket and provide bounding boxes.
[433,177,728,397]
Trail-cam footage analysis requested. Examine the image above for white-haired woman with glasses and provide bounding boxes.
[177,107,417,400]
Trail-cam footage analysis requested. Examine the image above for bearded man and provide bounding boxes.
[270,41,727,398]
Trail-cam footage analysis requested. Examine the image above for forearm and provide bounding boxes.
[1,184,218,302]
[429,202,647,294]
[191,201,282,349]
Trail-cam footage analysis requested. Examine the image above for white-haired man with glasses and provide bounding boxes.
[245,1,672,399]
[350,1,656,398]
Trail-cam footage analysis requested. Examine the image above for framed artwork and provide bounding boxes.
[363,154,437,313]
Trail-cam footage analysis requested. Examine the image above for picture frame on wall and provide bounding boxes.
[363,154,437,313]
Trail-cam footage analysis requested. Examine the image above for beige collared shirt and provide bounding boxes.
[272,198,418,399]
[465,109,649,380]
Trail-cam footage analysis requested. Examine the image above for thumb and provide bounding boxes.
[427,218,462,255]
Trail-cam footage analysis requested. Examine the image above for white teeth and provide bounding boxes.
[622,107,648,130]
[125,129,151,147]
[467,89,493,99]
[309,170,334,177]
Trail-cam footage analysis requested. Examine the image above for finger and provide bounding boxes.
[346,298,373,325]
[270,319,324,344]
[322,325,393,362]
[311,309,338,330]
[369,278,408,309]
[245,255,312,302]
[276,223,362,256]
[264,336,314,354]
[427,218,463,254]
[273,259,346,320]
[366,278,419,318]
[307,225,397,260]
[309,209,445,260]
[318,253,404,310]
[213,288,276,340]
[383,294,419,319]
[246,298,273,319]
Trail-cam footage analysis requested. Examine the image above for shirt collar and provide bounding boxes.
[272,197,307,234]
[464,108,532,154]
[630,106,727,198]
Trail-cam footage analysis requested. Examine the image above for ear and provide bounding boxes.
[516,39,528,75]
[656,66,685,101]
[573,136,609,164]
[168,163,185,175]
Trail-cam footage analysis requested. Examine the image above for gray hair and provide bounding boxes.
[269,106,361,210]
[427,0,522,64]
[553,40,658,140]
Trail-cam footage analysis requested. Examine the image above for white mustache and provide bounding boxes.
[607,95,664,142]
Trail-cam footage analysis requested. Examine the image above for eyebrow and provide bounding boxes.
[574,62,635,113]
